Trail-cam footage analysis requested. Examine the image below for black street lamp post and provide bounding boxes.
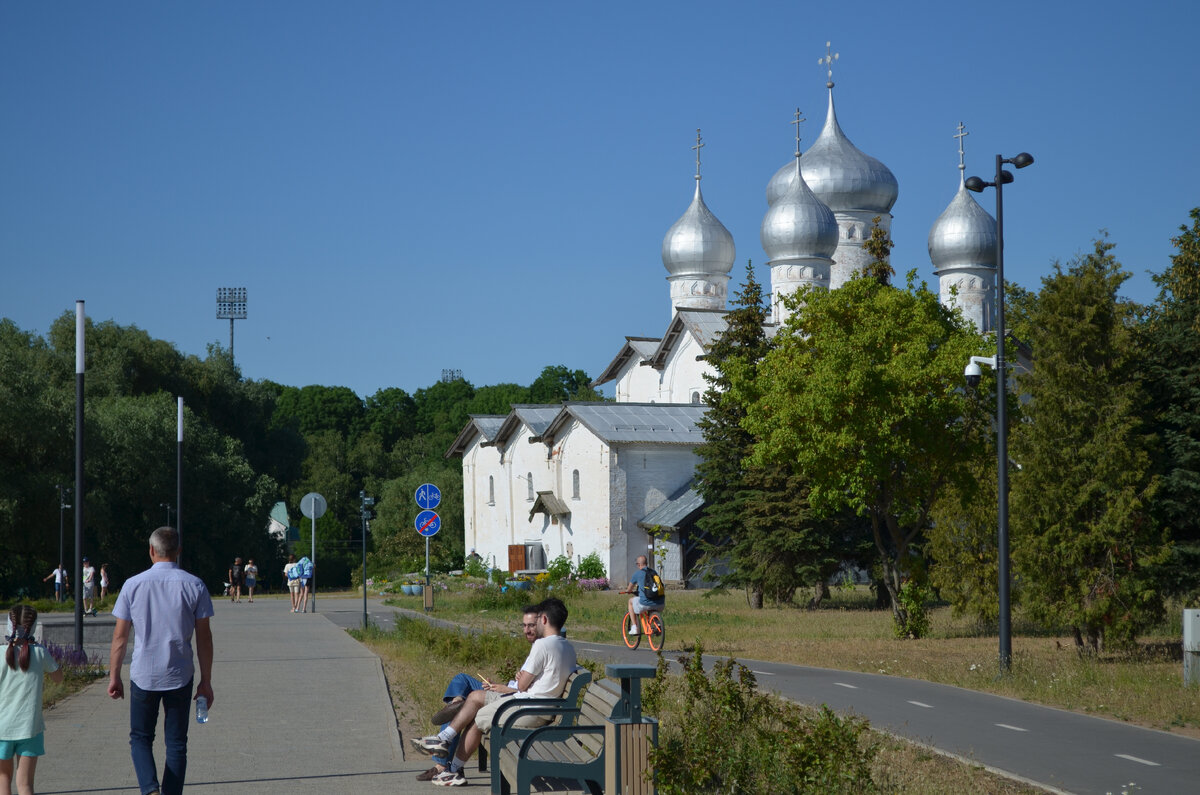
[965,151,1034,673]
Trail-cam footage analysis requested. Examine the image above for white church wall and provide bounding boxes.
[609,444,700,585]
[462,436,511,573]
[499,425,556,568]
[659,332,711,404]
[524,418,613,574]
[614,357,663,403]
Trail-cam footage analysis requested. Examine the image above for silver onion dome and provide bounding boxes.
[760,160,837,262]
[662,180,735,277]
[928,183,997,270]
[767,91,898,213]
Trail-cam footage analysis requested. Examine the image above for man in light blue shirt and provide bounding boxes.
[108,527,214,795]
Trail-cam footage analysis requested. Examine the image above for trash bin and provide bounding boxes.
[604,664,658,795]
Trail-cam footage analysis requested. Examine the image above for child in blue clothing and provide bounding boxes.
[1,605,64,795]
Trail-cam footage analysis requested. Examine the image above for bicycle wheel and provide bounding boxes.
[621,612,641,649]
[646,613,665,652]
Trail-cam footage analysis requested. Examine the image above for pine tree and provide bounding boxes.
[1141,208,1200,597]
[1011,237,1168,652]
[693,263,773,607]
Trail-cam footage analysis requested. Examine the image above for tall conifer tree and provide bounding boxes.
[1011,238,1168,651]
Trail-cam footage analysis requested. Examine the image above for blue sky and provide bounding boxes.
[3,1,1196,399]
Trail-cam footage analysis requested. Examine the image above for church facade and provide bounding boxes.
[447,62,999,588]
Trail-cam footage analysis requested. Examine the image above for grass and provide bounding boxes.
[386,580,1200,738]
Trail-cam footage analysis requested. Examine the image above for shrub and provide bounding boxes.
[894,580,931,639]
[463,556,488,578]
[545,554,573,582]
[645,642,877,793]
[577,552,606,580]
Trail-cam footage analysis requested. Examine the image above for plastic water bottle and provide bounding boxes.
[195,696,209,724]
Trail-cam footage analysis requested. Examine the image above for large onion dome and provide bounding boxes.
[662,180,736,277]
[760,159,837,262]
[928,183,997,270]
[767,90,898,214]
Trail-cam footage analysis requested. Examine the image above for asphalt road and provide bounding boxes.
[318,597,1200,794]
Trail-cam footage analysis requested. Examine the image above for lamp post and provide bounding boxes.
[965,151,1034,673]
[160,503,173,526]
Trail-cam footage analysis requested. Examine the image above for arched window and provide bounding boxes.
[691,391,701,404]
[572,469,580,500]
[527,472,534,501]
[488,475,495,505]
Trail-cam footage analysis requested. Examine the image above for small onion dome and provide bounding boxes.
[767,93,898,214]
[928,183,997,270]
[760,161,837,262]
[662,181,736,277]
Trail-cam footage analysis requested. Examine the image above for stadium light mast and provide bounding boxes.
[215,287,247,363]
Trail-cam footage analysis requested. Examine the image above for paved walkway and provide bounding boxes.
[36,596,464,794]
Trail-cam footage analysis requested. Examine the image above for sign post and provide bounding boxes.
[415,484,441,612]
[300,492,327,613]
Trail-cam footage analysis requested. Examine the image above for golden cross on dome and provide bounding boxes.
[954,121,969,173]
[692,129,704,180]
[819,41,839,88]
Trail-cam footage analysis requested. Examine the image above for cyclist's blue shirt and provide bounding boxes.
[630,568,665,606]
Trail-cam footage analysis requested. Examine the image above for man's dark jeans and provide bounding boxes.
[130,679,192,795]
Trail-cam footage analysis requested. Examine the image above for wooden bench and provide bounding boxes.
[483,664,657,795]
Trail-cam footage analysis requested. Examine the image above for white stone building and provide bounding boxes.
[447,64,998,587]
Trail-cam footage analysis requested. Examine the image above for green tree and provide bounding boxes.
[742,274,986,635]
[693,263,773,606]
[529,365,602,403]
[1011,237,1169,651]
[1141,209,1200,599]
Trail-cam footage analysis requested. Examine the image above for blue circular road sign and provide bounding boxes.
[415,483,442,510]
[415,510,441,537]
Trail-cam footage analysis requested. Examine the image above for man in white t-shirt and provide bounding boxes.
[411,597,578,787]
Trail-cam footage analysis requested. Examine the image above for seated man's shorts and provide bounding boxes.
[474,692,550,733]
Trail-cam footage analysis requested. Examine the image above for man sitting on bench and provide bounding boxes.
[411,597,578,787]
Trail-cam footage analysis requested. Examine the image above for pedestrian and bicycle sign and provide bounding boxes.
[415,483,441,510]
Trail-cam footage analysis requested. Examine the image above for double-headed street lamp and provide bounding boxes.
[964,151,1035,674]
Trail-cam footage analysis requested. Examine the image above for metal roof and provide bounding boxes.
[644,308,727,369]
[591,336,661,387]
[539,402,707,446]
[638,481,705,530]
[444,414,508,458]
[485,405,563,450]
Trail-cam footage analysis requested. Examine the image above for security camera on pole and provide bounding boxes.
[415,483,441,612]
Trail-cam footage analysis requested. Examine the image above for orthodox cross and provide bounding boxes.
[693,128,704,180]
[954,121,969,174]
[820,41,839,87]
[791,108,806,157]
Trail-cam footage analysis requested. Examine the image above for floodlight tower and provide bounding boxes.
[215,288,247,363]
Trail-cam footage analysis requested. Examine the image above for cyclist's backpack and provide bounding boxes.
[645,568,664,598]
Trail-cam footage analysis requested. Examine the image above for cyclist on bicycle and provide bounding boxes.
[620,555,665,635]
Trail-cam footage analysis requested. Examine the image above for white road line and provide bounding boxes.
[995,723,1029,732]
[751,670,775,676]
[581,648,607,653]
[907,700,933,708]
[1115,753,1160,766]
[834,682,857,689]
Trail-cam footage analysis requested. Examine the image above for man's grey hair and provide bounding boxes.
[150,526,180,559]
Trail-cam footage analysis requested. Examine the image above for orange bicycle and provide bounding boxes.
[618,594,665,652]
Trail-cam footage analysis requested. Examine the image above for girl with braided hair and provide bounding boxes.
[1,605,64,795]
